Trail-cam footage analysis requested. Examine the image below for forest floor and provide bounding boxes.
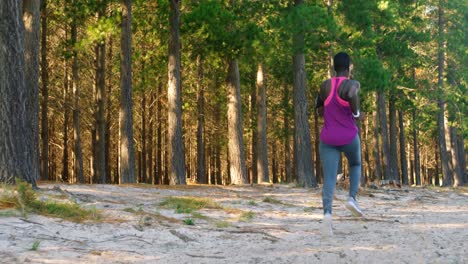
[0,182,467,264]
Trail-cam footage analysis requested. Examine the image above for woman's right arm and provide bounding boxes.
[347,80,361,119]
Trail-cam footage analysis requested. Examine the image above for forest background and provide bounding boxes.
[1,0,467,189]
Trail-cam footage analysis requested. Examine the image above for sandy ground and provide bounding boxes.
[0,183,467,264]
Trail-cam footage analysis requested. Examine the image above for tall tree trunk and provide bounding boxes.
[0,0,36,185]
[292,0,315,187]
[40,0,49,181]
[434,140,439,186]
[437,0,452,186]
[362,117,370,185]
[226,59,248,184]
[214,103,223,185]
[412,109,421,186]
[377,91,391,181]
[71,11,84,184]
[250,76,257,184]
[62,59,70,183]
[389,93,399,182]
[373,110,382,181]
[282,85,292,183]
[23,0,41,183]
[313,104,322,184]
[272,142,278,183]
[457,134,467,184]
[105,37,113,184]
[94,41,106,184]
[119,0,136,183]
[157,83,162,184]
[327,0,334,78]
[168,0,186,185]
[399,110,408,185]
[148,90,155,184]
[256,63,269,183]
[450,127,462,186]
[141,91,147,183]
[196,55,207,184]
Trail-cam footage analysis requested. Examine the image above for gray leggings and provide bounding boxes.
[320,135,361,214]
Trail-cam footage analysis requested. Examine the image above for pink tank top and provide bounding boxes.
[320,77,358,146]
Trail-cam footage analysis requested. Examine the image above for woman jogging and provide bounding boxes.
[315,52,365,236]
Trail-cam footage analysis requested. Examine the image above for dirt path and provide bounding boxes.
[0,184,467,264]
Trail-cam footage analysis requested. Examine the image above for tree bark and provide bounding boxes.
[437,0,452,186]
[105,37,113,184]
[62,59,70,183]
[168,0,186,185]
[196,55,207,184]
[250,75,257,184]
[272,142,278,183]
[226,59,248,185]
[434,140,440,186]
[377,91,391,181]
[399,110,408,185]
[372,109,382,181]
[157,83,163,184]
[313,103,322,184]
[292,0,315,187]
[256,63,269,183]
[148,90,155,184]
[389,93,399,182]
[456,134,467,184]
[0,0,36,185]
[70,7,84,184]
[94,8,107,184]
[363,117,370,185]
[412,109,421,186]
[119,0,136,183]
[141,90,147,183]
[40,0,49,181]
[23,0,41,183]
[450,127,463,186]
[283,85,292,183]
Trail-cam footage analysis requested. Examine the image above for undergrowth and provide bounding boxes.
[0,180,100,222]
[160,196,222,213]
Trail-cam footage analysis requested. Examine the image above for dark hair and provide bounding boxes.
[333,52,350,73]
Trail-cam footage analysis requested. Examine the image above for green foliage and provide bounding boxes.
[239,211,255,222]
[215,221,230,228]
[183,218,195,225]
[247,200,257,206]
[123,207,137,213]
[262,197,283,205]
[160,197,222,213]
[0,180,101,222]
[31,241,41,251]
[191,212,209,220]
[0,209,18,217]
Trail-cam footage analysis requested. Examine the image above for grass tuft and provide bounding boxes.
[160,196,222,213]
[0,209,18,217]
[262,197,283,204]
[191,212,209,220]
[123,207,137,213]
[31,241,40,251]
[239,211,255,222]
[215,221,230,228]
[0,179,100,222]
[183,218,195,225]
[247,200,257,206]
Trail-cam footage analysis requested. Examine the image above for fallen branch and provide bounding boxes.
[186,253,225,259]
[169,230,196,242]
[20,218,43,226]
[227,228,280,242]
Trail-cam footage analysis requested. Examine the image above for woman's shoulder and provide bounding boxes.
[348,79,360,87]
